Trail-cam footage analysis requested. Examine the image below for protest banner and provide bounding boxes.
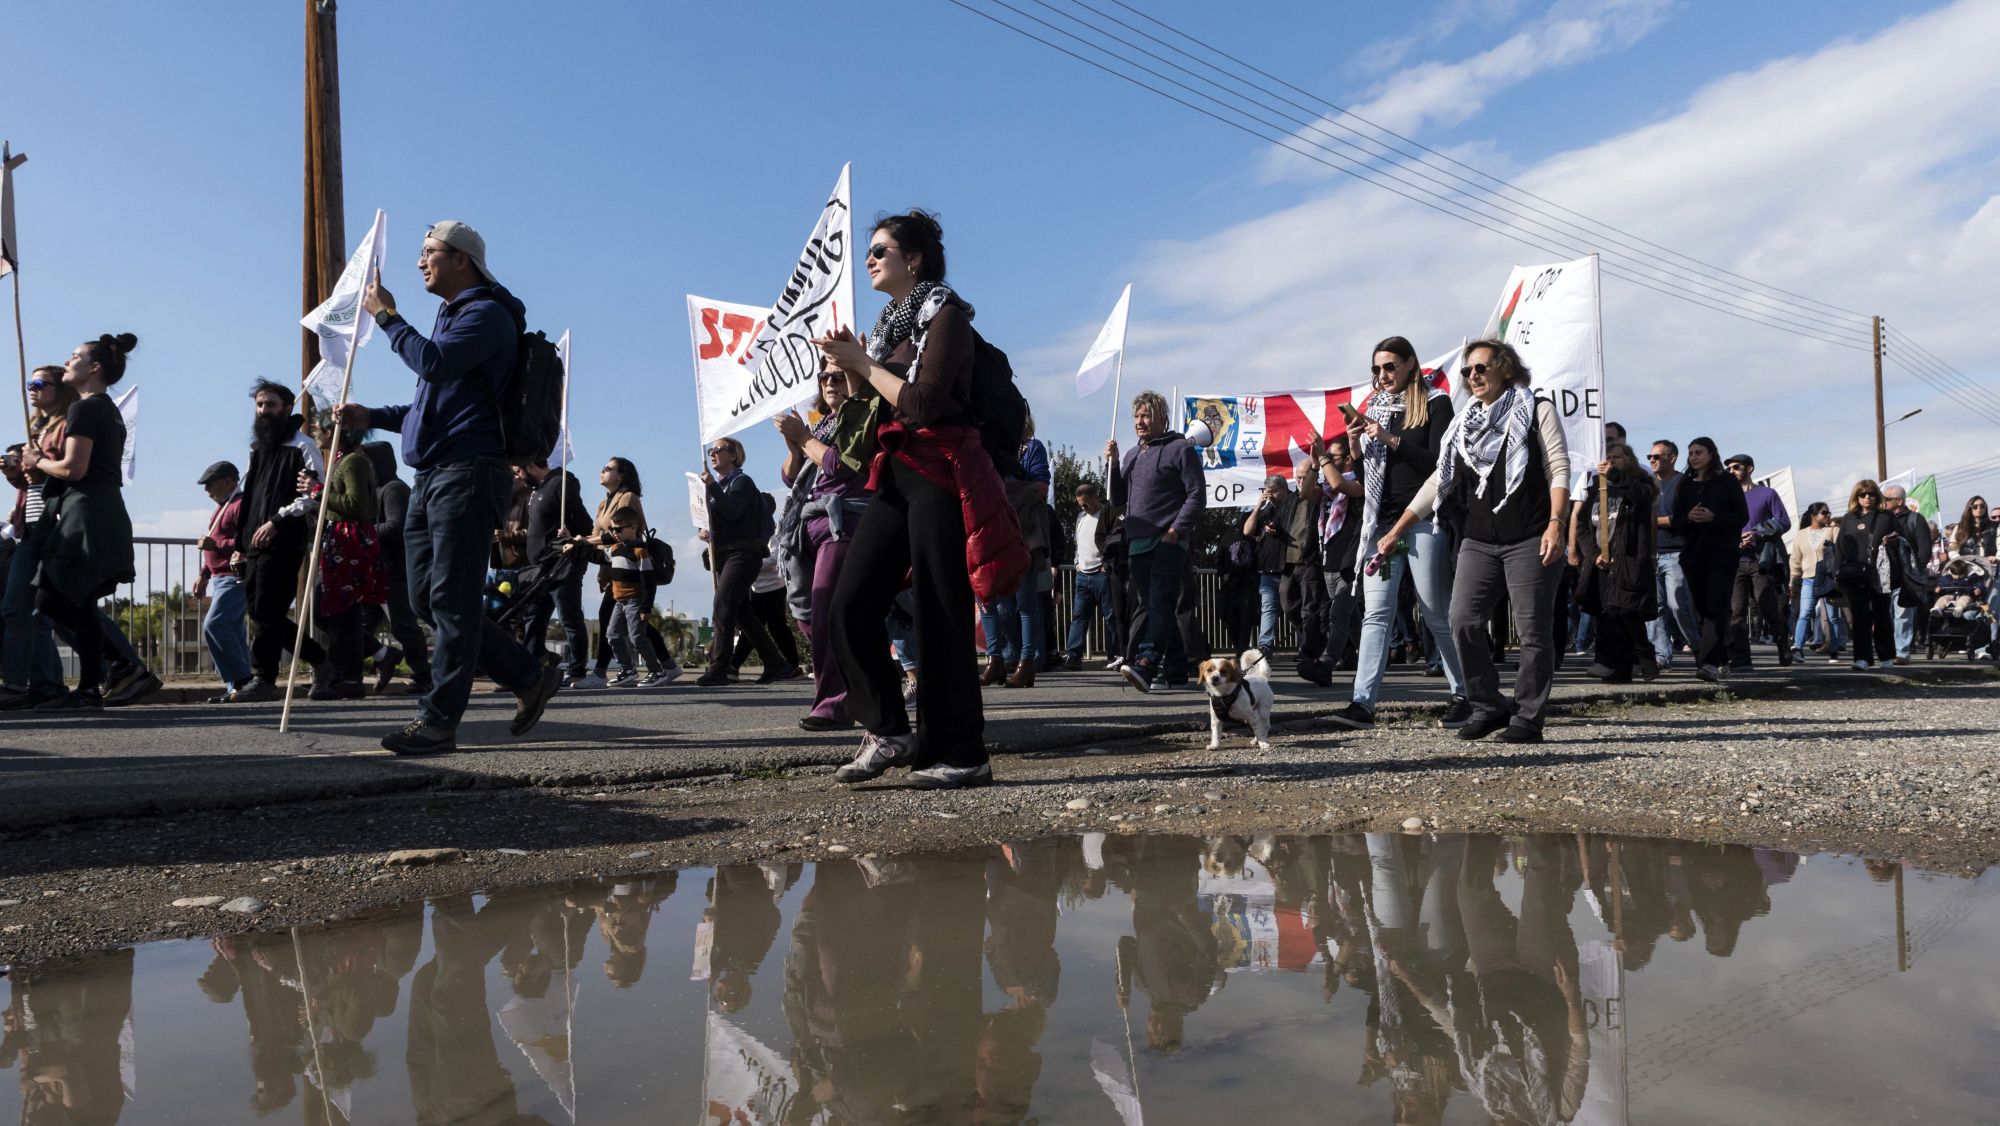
[686,471,710,534]
[701,1013,798,1126]
[1177,347,1456,509]
[1480,254,1605,491]
[300,208,387,410]
[734,164,854,439]
[1574,938,1630,1126]
[688,294,774,444]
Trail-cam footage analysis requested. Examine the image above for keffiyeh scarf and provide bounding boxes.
[1438,385,1536,511]
[865,281,974,377]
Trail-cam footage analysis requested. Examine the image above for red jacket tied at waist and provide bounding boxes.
[869,422,1029,603]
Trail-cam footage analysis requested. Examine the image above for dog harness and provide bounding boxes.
[1209,681,1251,730]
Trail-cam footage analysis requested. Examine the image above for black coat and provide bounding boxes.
[240,419,313,556]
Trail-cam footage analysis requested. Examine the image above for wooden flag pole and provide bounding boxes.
[278,334,362,733]
[9,273,26,439]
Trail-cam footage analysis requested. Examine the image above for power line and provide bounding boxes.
[1882,325,2000,416]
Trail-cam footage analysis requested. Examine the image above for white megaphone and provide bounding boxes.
[1183,417,1214,448]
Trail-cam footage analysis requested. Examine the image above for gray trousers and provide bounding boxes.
[1449,536,1562,731]
[607,596,664,675]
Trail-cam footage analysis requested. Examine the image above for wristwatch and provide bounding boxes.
[373,307,399,329]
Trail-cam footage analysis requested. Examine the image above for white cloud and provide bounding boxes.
[131,508,210,539]
[1027,0,2000,516]
[1265,0,1673,181]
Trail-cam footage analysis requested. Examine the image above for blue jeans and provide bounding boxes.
[981,589,1046,666]
[1127,539,1185,673]
[407,459,540,728]
[1064,570,1114,658]
[1257,573,1282,650]
[1350,521,1464,711]
[2,536,63,693]
[1647,550,1702,666]
[1793,577,1847,655]
[1893,603,1916,658]
[202,574,252,688]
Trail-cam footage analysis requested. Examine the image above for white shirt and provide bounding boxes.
[1074,510,1103,572]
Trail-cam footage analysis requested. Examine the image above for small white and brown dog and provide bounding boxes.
[1198,648,1274,751]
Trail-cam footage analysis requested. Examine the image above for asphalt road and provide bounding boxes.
[1,651,1982,830]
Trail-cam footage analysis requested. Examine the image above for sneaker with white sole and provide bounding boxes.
[1327,702,1375,730]
[638,669,677,688]
[835,731,916,783]
[609,670,641,688]
[1851,659,1872,670]
[570,672,608,690]
[1104,656,1124,670]
[658,664,685,685]
[907,761,994,790]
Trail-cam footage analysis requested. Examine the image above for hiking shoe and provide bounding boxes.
[231,678,281,703]
[834,731,915,783]
[1120,661,1155,693]
[638,669,677,688]
[1494,724,1544,744]
[104,668,162,707]
[510,662,563,737]
[35,687,103,711]
[1439,695,1473,728]
[1457,713,1511,741]
[373,648,403,694]
[609,670,641,688]
[799,714,851,732]
[382,720,457,756]
[570,672,608,690]
[1327,702,1375,730]
[907,761,994,790]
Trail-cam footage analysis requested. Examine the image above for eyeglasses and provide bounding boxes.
[1458,363,1491,378]
[1370,360,1402,376]
[27,380,49,391]
[817,372,844,384]
[1645,453,1666,461]
[866,244,902,261]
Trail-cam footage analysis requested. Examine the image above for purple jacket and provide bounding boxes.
[1742,484,1791,565]
[1110,433,1206,543]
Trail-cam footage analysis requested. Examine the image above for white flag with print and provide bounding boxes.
[548,329,574,469]
[300,208,388,407]
[1481,255,1605,492]
[115,387,137,483]
[734,165,854,439]
[1076,284,1131,398]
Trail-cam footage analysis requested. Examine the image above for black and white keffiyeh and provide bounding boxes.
[865,281,973,374]
[1438,385,1536,511]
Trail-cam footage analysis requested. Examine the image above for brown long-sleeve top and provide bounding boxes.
[882,303,974,429]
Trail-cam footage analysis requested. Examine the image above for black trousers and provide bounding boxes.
[1284,563,1328,663]
[832,456,985,768]
[242,548,324,683]
[1842,584,1896,664]
[318,603,365,685]
[1729,559,1788,663]
[1683,554,1737,669]
[1220,579,1258,654]
[731,587,799,671]
[710,546,786,673]
[35,589,103,692]
[1596,609,1647,674]
[362,554,432,681]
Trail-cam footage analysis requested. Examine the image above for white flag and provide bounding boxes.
[300,208,388,408]
[734,165,854,439]
[688,294,775,444]
[114,387,138,483]
[1091,1039,1145,1126]
[1482,255,1605,492]
[1076,284,1132,398]
[548,329,574,469]
[686,471,710,534]
[0,142,24,278]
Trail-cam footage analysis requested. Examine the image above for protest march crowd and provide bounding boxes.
[7,213,1995,793]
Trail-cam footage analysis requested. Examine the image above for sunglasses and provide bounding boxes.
[1370,360,1402,376]
[817,372,845,383]
[1645,453,1666,461]
[1458,363,1491,378]
[866,244,902,261]
[27,380,50,391]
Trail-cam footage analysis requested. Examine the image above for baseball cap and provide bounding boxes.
[197,459,240,485]
[426,220,496,284]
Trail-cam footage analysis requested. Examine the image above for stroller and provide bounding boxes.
[493,542,595,630]
[1926,556,1992,660]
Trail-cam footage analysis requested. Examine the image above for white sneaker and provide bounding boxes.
[570,673,608,690]
[907,761,995,790]
[1851,659,1872,670]
[834,731,915,783]
[610,670,641,688]
[658,663,685,685]
[1104,656,1124,670]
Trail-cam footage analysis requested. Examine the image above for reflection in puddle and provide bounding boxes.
[4,833,1996,1124]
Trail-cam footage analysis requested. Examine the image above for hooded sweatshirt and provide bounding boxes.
[368,282,525,471]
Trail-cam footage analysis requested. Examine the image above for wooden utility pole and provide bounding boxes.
[303,0,346,392]
[1872,315,1887,481]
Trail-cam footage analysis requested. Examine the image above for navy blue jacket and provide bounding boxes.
[368,283,524,471]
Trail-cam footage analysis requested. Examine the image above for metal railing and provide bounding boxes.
[1049,564,1297,658]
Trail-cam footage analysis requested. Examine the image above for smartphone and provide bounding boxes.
[1338,402,1364,429]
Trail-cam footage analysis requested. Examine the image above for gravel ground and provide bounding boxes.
[2,670,1996,964]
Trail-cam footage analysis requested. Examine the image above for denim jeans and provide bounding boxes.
[607,595,664,674]
[1126,539,1185,674]
[202,574,252,688]
[1647,550,1701,666]
[407,459,540,728]
[1257,572,1282,650]
[1,535,63,693]
[523,568,590,677]
[1349,521,1464,711]
[1793,577,1847,654]
[1064,570,1113,658]
[1893,603,1916,658]
[1318,568,1358,666]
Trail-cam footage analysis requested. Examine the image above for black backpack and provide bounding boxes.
[968,332,1030,478]
[643,533,675,588]
[498,328,565,466]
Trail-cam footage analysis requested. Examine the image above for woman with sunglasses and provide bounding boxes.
[1788,501,1846,660]
[20,334,139,709]
[0,369,80,707]
[1835,479,1900,669]
[773,359,875,729]
[1377,340,1570,743]
[813,209,1028,790]
[1326,335,1468,732]
[1669,436,1748,681]
[1950,496,1996,561]
[695,436,797,687]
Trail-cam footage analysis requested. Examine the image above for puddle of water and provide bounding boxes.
[3,833,1997,1125]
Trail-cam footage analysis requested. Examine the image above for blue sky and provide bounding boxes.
[10,0,1999,614]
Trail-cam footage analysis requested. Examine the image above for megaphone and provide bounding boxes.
[1183,418,1214,448]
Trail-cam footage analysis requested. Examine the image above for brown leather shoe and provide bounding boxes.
[1005,662,1036,689]
[980,656,1009,686]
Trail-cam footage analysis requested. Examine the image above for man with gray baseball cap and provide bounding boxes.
[346,220,560,755]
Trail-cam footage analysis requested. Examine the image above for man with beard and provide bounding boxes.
[230,379,326,702]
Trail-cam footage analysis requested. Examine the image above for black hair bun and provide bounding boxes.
[100,332,138,355]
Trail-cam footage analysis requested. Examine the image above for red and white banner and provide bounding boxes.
[688,294,773,444]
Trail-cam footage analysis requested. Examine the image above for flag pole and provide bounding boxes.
[278,328,363,733]
[558,337,571,535]
[9,273,26,438]
[3,143,27,438]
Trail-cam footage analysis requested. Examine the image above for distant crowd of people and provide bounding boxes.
[12,214,1994,791]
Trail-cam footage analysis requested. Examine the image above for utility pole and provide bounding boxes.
[303,0,345,393]
[1872,315,1887,481]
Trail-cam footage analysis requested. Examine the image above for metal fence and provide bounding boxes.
[1049,564,1297,659]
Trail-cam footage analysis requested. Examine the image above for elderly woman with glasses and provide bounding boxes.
[696,436,798,687]
[1835,479,1900,670]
